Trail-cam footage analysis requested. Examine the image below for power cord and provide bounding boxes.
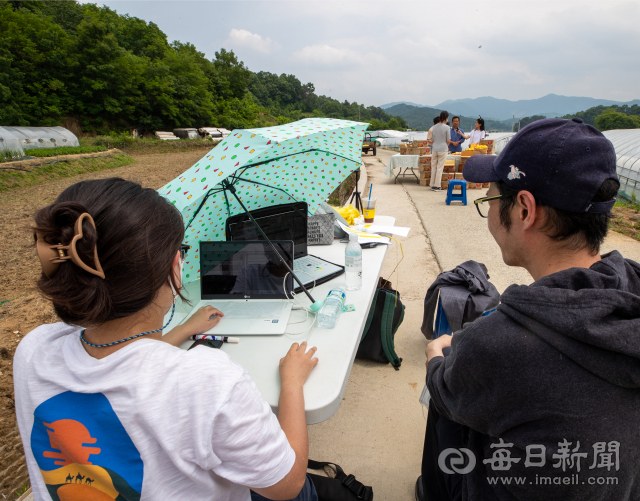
[282,270,318,341]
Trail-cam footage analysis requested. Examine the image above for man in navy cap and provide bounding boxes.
[416,118,640,501]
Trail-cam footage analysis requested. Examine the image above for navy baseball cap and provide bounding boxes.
[463,117,618,213]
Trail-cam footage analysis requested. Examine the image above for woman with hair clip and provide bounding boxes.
[468,117,486,145]
[14,178,319,501]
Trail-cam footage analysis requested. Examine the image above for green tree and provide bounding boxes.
[0,3,72,125]
[211,48,251,101]
[594,109,639,131]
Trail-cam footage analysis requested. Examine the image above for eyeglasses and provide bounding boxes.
[474,194,514,218]
[180,244,191,261]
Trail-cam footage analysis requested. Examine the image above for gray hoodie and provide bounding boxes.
[427,251,640,500]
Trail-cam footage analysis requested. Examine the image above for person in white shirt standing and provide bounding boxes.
[14,178,319,501]
[429,111,452,191]
[468,117,486,145]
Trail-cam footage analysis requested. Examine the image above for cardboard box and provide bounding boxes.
[441,180,449,189]
[461,150,477,157]
[420,178,429,187]
[399,147,408,155]
[444,172,454,181]
[479,140,495,153]
[419,155,432,164]
[418,147,429,155]
[467,182,476,189]
[454,173,464,180]
[444,165,456,173]
[483,182,490,188]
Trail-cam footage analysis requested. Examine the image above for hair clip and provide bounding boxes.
[36,213,105,279]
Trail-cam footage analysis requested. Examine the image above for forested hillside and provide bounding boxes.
[0,0,407,133]
[562,105,640,129]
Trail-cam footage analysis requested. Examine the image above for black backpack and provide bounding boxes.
[356,284,404,370]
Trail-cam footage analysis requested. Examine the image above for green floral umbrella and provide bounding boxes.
[158,117,368,282]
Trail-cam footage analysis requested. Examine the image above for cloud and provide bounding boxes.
[292,45,365,66]
[226,29,275,54]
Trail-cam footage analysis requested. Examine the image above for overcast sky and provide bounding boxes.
[80,0,640,108]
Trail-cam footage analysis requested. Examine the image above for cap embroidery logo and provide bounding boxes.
[507,165,526,180]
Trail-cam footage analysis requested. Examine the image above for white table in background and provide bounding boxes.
[384,154,420,184]
[164,233,390,424]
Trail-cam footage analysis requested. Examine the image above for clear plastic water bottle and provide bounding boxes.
[345,232,362,291]
[317,287,346,329]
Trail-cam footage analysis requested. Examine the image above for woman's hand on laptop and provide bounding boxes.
[161,306,224,347]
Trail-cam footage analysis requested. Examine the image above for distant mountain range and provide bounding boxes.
[380,94,640,121]
[384,104,511,132]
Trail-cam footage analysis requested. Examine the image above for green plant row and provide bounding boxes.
[23,146,106,157]
[0,149,24,163]
[0,154,134,193]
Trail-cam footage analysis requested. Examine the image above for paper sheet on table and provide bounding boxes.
[338,221,391,245]
[363,225,410,237]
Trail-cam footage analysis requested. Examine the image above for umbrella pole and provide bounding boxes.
[221,180,323,311]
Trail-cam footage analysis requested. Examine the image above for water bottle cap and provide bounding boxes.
[349,232,358,241]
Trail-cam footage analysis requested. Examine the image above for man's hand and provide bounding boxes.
[425,335,452,368]
[280,342,318,388]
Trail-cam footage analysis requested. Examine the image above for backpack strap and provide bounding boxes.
[308,460,374,501]
[380,291,403,370]
[360,289,380,343]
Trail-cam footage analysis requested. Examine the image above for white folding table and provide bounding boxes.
[384,154,420,184]
[164,237,389,424]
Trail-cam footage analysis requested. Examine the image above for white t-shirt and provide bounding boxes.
[469,129,486,145]
[14,323,295,501]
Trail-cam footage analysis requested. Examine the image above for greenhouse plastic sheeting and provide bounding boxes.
[603,129,640,200]
[0,126,79,150]
[0,127,25,156]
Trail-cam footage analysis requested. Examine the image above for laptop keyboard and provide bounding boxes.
[294,255,324,271]
[205,301,286,320]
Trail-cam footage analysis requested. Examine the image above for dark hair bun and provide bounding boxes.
[33,178,184,326]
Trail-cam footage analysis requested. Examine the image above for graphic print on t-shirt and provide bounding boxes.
[30,391,143,501]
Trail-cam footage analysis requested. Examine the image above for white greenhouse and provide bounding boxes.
[0,126,79,157]
[603,129,640,200]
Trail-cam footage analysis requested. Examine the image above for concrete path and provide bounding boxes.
[308,150,440,499]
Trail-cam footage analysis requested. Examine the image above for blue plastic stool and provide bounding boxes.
[445,180,467,206]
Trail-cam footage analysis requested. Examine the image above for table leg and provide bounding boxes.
[411,167,419,184]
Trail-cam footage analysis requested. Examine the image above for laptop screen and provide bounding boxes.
[199,240,294,299]
[225,202,308,260]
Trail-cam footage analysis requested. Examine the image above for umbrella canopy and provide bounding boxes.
[158,117,368,282]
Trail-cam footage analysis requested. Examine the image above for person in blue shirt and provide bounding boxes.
[448,116,469,153]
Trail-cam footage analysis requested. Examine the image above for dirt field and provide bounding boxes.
[0,150,205,497]
[611,205,640,241]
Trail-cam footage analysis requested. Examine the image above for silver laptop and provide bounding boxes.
[184,241,294,335]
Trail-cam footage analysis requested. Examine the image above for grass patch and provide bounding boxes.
[79,135,219,155]
[23,145,107,157]
[0,153,134,193]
